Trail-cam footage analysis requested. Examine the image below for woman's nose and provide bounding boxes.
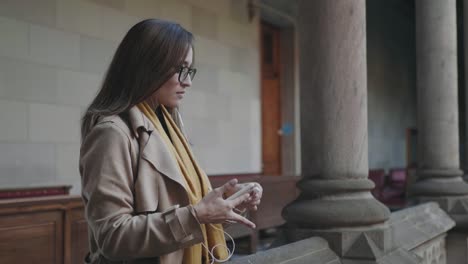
[181,75,192,87]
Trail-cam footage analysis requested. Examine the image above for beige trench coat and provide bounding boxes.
[79,106,205,264]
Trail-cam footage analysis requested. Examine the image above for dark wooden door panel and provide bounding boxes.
[261,21,282,175]
[0,211,63,263]
[70,209,88,264]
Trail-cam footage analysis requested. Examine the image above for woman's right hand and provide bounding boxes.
[193,179,256,229]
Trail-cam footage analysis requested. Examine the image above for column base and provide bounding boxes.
[282,193,390,228]
[285,225,419,264]
[411,179,468,196]
[410,169,468,196]
[283,178,390,228]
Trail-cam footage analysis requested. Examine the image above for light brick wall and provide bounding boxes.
[0,0,261,194]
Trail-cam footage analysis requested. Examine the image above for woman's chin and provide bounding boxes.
[163,101,181,109]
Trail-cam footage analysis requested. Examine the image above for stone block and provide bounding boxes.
[228,237,341,264]
[218,70,258,99]
[190,63,219,94]
[56,143,81,194]
[229,0,250,24]
[100,6,140,42]
[0,16,28,60]
[248,99,262,172]
[159,0,191,30]
[181,118,219,148]
[218,19,253,49]
[191,5,218,40]
[179,89,209,119]
[0,143,56,187]
[203,93,231,121]
[229,47,257,75]
[91,0,125,11]
[0,58,58,104]
[29,103,81,143]
[0,100,28,141]
[288,225,393,259]
[390,202,453,263]
[284,202,453,263]
[389,202,455,251]
[56,69,101,106]
[195,36,230,68]
[123,0,161,19]
[412,235,446,264]
[0,0,56,27]
[80,36,118,74]
[56,0,103,38]
[184,0,229,17]
[416,195,468,231]
[376,248,422,264]
[30,25,81,69]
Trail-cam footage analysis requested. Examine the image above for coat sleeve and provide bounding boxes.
[79,121,204,261]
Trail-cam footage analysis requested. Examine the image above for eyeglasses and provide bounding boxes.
[177,66,197,83]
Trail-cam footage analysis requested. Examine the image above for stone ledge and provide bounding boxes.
[228,237,341,264]
[389,202,455,251]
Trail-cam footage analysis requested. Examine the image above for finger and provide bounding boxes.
[250,192,261,200]
[218,178,238,194]
[229,211,256,229]
[252,184,262,192]
[229,193,251,208]
[249,199,261,206]
[250,189,262,198]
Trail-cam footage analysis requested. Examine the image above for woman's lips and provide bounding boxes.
[176,92,184,99]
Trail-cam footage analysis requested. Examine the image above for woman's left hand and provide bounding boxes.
[232,182,263,212]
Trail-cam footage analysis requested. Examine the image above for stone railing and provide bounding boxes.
[389,202,455,264]
[229,236,341,264]
[229,202,454,264]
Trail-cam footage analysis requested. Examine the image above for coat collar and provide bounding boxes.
[128,105,188,194]
[128,105,154,138]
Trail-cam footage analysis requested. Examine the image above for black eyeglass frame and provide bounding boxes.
[177,66,197,83]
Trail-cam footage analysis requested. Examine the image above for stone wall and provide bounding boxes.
[0,0,261,194]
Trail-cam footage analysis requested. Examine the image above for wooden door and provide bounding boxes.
[0,211,64,263]
[261,22,282,175]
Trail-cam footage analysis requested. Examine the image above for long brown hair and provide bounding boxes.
[81,19,193,140]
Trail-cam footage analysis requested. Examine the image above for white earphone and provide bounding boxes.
[201,224,236,264]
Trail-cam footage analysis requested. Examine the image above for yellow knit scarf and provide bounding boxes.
[137,102,228,264]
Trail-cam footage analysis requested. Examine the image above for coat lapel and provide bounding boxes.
[128,106,188,193]
[140,131,188,192]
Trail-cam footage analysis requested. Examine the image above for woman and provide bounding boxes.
[79,19,262,264]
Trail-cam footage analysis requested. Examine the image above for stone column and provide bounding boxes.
[412,0,468,228]
[444,1,468,263]
[283,0,394,262]
[465,0,468,181]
